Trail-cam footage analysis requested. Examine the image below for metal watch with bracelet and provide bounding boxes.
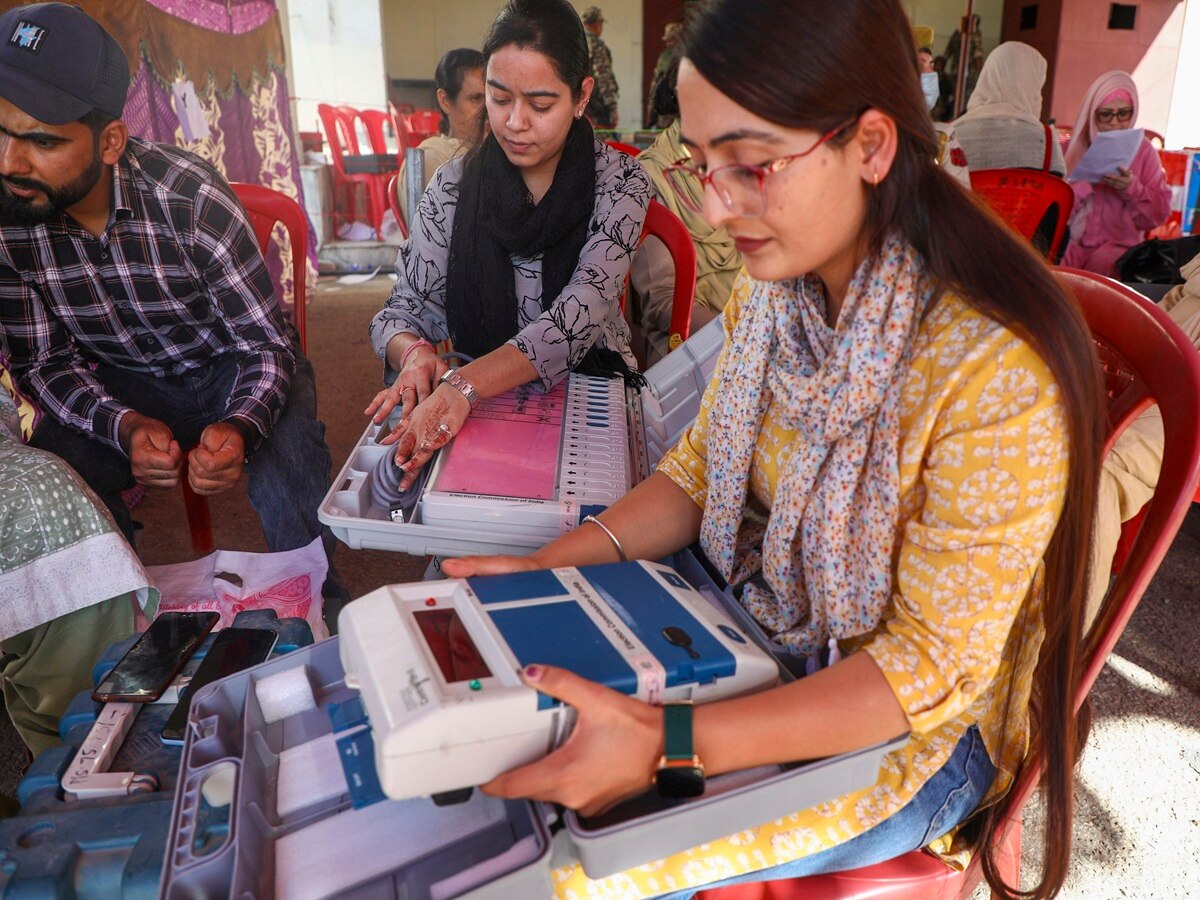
[437,368,480,409]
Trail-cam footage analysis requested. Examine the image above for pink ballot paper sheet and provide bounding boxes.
[433,382,567,500]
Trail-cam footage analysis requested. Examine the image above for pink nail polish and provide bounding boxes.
[523,664,542,680]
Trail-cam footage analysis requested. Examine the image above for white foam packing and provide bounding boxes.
[254,665,316,724]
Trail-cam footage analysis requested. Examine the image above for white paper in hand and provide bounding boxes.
[1068,128,1143,184]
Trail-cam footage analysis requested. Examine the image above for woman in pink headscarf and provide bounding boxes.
[1062,71,1170,276]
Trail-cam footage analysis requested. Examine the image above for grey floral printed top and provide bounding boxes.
[370,141,651,388]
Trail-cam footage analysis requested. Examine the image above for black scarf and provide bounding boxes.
[445,117,640,383]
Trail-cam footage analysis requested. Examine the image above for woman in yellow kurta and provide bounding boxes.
[443,1,1103,898]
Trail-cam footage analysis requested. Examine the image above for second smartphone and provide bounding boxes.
[161,627,278,744]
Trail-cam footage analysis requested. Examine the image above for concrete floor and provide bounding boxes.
[2,275,1198,898]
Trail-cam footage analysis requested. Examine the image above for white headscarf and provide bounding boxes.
[953,41,1048,128]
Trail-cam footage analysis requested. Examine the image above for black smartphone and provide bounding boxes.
[92,611,221,703]
[161,627,278,744]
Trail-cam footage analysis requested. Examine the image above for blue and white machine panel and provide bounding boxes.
[338,561,779,799]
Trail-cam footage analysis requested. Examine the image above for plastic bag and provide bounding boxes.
[146,537,329,640]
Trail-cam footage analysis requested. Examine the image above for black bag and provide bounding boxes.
[1116,235,1200,285]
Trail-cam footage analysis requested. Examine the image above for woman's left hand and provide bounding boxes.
[480,664,663,817]
[382,385,471,491]
[1102,165,1134,193]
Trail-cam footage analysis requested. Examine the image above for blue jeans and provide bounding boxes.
[29,347,340,572]
[653,725,996,900]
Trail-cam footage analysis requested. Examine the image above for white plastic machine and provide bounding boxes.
[338,559,779,799]
[318,316,726,558]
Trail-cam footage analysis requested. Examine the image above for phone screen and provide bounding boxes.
[92,611,220,703]
[161,627,278,743]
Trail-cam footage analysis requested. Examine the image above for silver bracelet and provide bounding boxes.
[581,515,628,562]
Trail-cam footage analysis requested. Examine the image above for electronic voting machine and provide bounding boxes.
[337,559,779,799]
[319,316,725,558]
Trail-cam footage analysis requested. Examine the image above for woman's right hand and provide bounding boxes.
[441,555,540,577]
[363,342,447,426]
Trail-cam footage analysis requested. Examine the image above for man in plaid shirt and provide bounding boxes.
[0,4,344,608]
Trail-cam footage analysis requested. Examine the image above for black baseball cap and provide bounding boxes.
[0,3,130,125]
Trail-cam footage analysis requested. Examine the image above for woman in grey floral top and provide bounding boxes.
[367,0,651,491]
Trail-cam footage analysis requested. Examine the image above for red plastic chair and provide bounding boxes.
[407,108,442,144]
[969,167,1074,262]
[317,102,388,235]
[389,102,414,150]
[1055,124,1072,155]
[698,268,1200,900]
[385,172,408,240]
[333,104,366,154]
[358,109,397,155]
[606,139,643,156]
[178,183,310,555]
[634,200,697,352]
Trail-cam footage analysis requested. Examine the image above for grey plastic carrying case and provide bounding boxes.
[317,317,727,559]
[159,548,907,899]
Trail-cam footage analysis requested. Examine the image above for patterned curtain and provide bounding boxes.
[0,0,316,315]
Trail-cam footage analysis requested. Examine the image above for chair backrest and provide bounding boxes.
[988,267,1200,826]
[358,109,395,155]
[1144,128,1165,149]
[316,103,354,175]
[408,109,442,143]
[606,139,642,157]
[335,105,367,155]
[385,172,408,240]
[229,183,308,352]
[389,102,413,149]
[637,200,697,351]
[1059,267,1200,686]
[969,167,1074,261]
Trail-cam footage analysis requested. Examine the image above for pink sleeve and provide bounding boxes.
[1122,140,1172,231]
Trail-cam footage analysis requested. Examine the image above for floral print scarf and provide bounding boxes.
[700,234,935,656]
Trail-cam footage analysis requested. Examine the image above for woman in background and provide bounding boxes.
[952,41,1065,175]
[1063,71,1170,277]
[396,48,485,223]
[368,0,650,493]
[444,1,1103,897]
[630,56,741,366]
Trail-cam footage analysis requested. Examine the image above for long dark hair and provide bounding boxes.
[681,2,1103,898]
[434,47,484,135]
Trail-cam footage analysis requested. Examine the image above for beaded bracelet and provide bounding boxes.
[581,515,628,562]
[399,337,433,370]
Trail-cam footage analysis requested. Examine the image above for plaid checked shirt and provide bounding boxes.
[0,138,294,455]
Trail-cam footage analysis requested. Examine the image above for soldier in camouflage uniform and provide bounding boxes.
[582,6,618,128]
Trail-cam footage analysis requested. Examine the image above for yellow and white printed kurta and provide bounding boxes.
[550,280,1069,898]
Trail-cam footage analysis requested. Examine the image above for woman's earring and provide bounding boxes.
[872,170,880,187]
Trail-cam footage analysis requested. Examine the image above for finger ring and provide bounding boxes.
[436,422,453,437]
